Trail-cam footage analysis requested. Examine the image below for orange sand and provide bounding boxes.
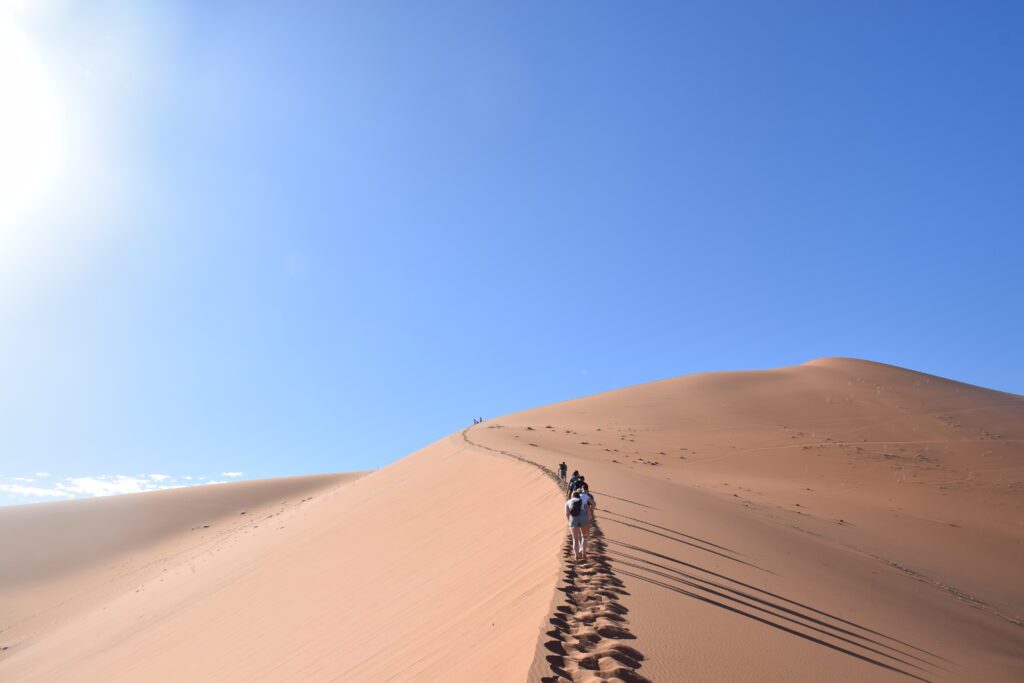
[480,357,1024,682]
[0,439,563,681]
[2,358,1021,682]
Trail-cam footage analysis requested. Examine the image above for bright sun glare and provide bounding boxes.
[0,14,63,223]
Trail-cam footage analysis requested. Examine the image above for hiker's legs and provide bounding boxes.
[579,524,590,560]
[570,527,583,559]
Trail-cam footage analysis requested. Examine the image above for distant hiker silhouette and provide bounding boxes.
[558,462,567,484]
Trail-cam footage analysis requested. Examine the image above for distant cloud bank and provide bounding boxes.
[0,471,247,505]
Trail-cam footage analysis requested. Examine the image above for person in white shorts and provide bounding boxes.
[565,492,590,561]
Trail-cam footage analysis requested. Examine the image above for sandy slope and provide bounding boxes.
[0,474,360,655]
[0,437,564,681]
[2,357,1020,682]
[472,357,1024,682]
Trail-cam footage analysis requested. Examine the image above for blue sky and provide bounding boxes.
[1,1,1021,504]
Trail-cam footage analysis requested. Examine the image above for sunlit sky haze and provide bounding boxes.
[1,2,1022,504]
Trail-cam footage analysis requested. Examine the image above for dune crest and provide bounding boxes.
[2,358,1021,681]
[0,437,564,681]
[476,357,1024,681]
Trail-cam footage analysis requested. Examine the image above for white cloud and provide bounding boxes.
[0,483,71,498]
[1,470,248,505]
[56,475,158,497]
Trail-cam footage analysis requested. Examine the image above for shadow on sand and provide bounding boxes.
[601,507,952,682]
[542,523,652,683]
[460,426,946,682]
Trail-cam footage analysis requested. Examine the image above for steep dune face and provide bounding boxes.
[0,474,358,587]
[473,358,1024,682]
[0,474,361,658]
[2,358,1020,682]
[0,436,564,681]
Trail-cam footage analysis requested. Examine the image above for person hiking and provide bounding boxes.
[558,462,567,484]
[567,470,580,494]
[579,482,597,523]
[565,490,590,561]
[571,475,586,497]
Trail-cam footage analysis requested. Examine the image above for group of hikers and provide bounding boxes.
[557,462,596,561]
[471,417,485,424]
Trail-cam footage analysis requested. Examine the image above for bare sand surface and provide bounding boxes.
[0,473,359,656]
[2,357,1021,681]
[0,438,564,681]
[474,357,1024,682]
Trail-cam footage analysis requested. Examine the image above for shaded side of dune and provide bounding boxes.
[0,436,565,681]
[0,473,358,587]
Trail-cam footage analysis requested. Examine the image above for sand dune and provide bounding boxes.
[0,474,361,657]
[0,442,563,681]
[476,357,1024,682]
[1,357,1021,681]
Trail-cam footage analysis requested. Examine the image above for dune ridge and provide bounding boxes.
[1,357,1021,681]
[473,357,1024,682]
[459,429,650,682]
[0,437,564,681]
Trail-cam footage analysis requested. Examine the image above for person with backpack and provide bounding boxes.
[565,490,590,561]
[567,470,580,494]
[558,462,567,484]
[570,475,586,497]
[579,482,597,523]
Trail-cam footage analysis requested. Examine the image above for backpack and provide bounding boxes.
[569,497,583,517]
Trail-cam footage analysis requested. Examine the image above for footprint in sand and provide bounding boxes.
[541,522,651,683]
